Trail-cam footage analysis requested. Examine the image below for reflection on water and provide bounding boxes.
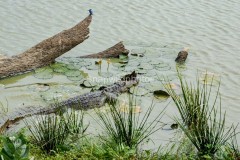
[1,0,240,148]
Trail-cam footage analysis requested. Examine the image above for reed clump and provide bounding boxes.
[25,108,87,153]
[165,72,237,158]
[95,94,165,154]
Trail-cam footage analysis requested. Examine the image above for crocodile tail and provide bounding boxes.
[0,113,10,133]
[0,105,48,133]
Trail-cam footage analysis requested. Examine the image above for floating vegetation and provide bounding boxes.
[100,72,113,78]
[112,62,126,68]
[156,74,177,82]
[68,57,84,64]
[66,57,79,63]
[80,80,97,88]
[52,62,85,73]
[34,67,53,79]
[170,123,178,129]
[34,67,52,73]
[53,66,69,73]
[86,65,99,70]
[153,90,170,97]
[56,57,84,64]
[154,63,171,71]
[153,90,170,102]
[144,83,162,92]
[128,55,138,61]
[119,54,128,60]
[160,49,176,59]
[146,53,161,59]
[22,42,182,112]
[130,53,138,56]
[138,77,153,84]
[50,62,66,69]
[135,69,147,75]
[40,92,65,102]
[116,66,126,71]
[64,70,82,77]
[144,70,157,77]
[138,63,154,70]
[71,63,84,69]
[119,60,128,64]
[139,58,151,63]
[60,85,83,94]
[46,85,82,98]
[28,84,50,92]
[82,61,92,67]
[130,53,144,58]
[129,87,149,96]
[66,64,79,70]
[67,75,84,81]
[150,59,164,65]
[127,61,140,67]
[124,67,136,73]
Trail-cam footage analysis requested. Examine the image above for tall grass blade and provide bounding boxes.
[95,94,165,151]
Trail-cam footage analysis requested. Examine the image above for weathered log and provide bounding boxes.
[0,15,92,78]
[79,41,129,58]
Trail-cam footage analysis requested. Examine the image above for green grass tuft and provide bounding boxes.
[165,71,236,157]
[25,108,87,153]
[95,94,165,152]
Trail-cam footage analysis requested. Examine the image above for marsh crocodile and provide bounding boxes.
[0,71,138,132]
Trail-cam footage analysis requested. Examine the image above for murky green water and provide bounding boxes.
[1,0,240,148]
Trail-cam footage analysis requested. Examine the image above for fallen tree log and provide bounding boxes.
[0,15,92,78]
[79,41,129,58]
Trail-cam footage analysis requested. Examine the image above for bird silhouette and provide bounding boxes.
[88,9,93,15]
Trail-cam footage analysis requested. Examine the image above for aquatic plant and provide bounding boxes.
[63,110,88,135]
[25,108,87,153]
[0,132,29,160]
[164,72,206,127]
[26,113,68,153]
[228,127,240,159]
[165,72,236,157]
[95,94,165,151]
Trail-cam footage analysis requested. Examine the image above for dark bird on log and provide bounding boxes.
[175,47,189,63]
[88,9,93,15]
